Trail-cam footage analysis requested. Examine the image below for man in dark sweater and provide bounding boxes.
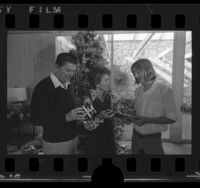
[30,52,86,154]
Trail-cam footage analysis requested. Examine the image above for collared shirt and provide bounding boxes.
[50,73,70,90]
[134,80,177,135]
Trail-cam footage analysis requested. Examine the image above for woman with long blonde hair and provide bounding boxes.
[131,58,177,154]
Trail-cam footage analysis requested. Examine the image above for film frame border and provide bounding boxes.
[0,4,199,182]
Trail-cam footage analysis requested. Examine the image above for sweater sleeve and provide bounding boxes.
[30,82,66,127]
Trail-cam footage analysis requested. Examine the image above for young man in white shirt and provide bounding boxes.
[131,58,177,154]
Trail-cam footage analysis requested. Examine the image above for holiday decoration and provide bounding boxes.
[70,31,108,104]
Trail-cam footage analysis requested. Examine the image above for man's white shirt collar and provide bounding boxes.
[50,73,70,90]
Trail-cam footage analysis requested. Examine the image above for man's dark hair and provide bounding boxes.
[55,52,77,67]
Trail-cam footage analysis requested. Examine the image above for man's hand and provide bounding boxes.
[65,107,86,122]
[131,118,144,134]
[132,117,146,127]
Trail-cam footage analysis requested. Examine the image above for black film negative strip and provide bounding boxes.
[0,3,199,183]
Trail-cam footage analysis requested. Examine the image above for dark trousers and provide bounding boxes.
[85,133,116,155]
[131,131,164,155]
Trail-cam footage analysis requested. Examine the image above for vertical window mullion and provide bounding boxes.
[111,34,114,108]
[171,31,186,142]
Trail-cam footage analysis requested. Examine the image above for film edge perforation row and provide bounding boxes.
[3,14,187,29]
[4,157,190,173]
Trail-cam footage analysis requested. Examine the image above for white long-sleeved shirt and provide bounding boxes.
[134,80,177,135]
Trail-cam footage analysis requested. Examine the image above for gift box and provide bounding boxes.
[81,97,104,131]
[82,97,97,121]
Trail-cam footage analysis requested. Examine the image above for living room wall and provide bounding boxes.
[7,31,56,104]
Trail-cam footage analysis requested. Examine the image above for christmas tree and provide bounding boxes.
[69,31,109,105]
